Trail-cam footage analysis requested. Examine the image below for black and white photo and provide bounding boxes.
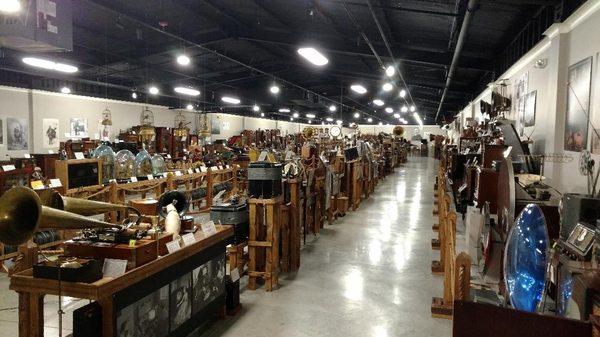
[192,255,225,314]
[170,273,192,331]
[70,118,88,138]
[42,118,59,148]
[7,117,28,151]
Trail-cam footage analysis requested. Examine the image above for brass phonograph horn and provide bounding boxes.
[302,126,314,139]
[0,187,127,246]
[38,189,142,218]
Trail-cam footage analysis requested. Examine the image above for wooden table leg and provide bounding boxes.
[19,291,44,337]
[98,296,114,337]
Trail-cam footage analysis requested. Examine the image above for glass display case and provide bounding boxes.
[115,149,135,182]
[134,149,153,177]
[92,143,115,183]
[151,154,166,175]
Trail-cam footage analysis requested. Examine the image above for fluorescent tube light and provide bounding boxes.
[174,87,200,96]
[350,84,367,94]
[221,96,240,104]
[297,47,329,66]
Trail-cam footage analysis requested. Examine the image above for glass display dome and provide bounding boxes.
[151,154,166,175]
[115,149,135,181]
[134,149,153,177]
[503,204,549,313]
[93,143,115,183]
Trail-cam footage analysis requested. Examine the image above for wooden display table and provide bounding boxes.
[10,225,234,337]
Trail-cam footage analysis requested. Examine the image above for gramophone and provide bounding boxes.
[0,187,140,246]
[158,190,191,238]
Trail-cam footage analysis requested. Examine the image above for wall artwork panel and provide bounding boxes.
[524,91,537,127]
[169,273,192,332]
[192,255,225,314]
[0,119,3,145]
[211,115,221,135]
[565,57,592,152]
[7,118,28,151]
[70,118,88,138]
[42,118,59,148]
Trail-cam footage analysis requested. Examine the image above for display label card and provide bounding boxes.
[130,176,138,183]
[217,165,223,170]
[181,233,196,246]
[49,178,62,187]
[166,154,172,159]
[128,239,136,248]
[187,168,194,174]
[74,152,85,159]
[48,150,54,154]
[230,267,240,282]
[24,154,31,159]
[1,165,15,171]
[181,136,187,141]
[226,165,230,169]
[147,174,154,180]
[31,180,45,190]
[175,171,183,176]
[194,168,201,173]
[258,151,268,162]
[166,240,181,253]
[102,258,127,278]
[200,166,207,173]
[201,221,217,236]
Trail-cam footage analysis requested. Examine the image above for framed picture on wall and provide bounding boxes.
[210,115,221,135]
[7,117,28,151]
[70,118,88,138]
[42,118,59,148]
[524,91,537,127]
[0,119,3,145]
[565,57,592,152]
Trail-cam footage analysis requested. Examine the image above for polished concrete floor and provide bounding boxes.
[0,156,451,337]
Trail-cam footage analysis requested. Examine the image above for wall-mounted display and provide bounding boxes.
[169,273,192,331]
[211,115,221,135]
[523,91,537,127]
[516,72,529,135]
[565,57,592,152]
[70,118,88,138]
[7,117,28,151]
[42,118,59,148]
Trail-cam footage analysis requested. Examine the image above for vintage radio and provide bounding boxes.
[64,239,158,270]
[210,203,249,244]
[248,162,282,198]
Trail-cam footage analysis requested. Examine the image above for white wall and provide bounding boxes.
[356,124,445,138]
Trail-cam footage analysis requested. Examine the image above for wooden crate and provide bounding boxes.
[248,196,282,291]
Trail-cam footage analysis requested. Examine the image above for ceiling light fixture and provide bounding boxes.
[350,84,367,94]
[385,65,395,77]
[393,113,400,118]
[413,112,423,126]
[270,85,280,94]
[60,87,71,94]
[149,86,159,95]
[261,112,265,117]
[221,96,240,104]
[329,104,337,112]
[293,112,299,118]
[132,92,138,99]
[367,117,373,123]
[385,107,393,113]
[23,57,78,73]
[399,89,406,98]
[308,120,312,124]
[353,112,360,119]
[306,113,316,118]
[290,117,294,121]
[174,86,200,96]
[373,99,384,106]
[279,108,290,113]
[297,47,329,66]
[0,0,21,13]
[253,104,260,112]
[378,121,383,126]
[326,117,334,122]
[186,104,194,110]
[382,83,393,92]
[410,105,416,112]
[401,105,408,113]
[176,54,191,66]
[336,120,343,125]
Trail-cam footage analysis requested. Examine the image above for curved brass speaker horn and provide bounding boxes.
[302,126,314,139]
[0,187,123,246]
[393,125,405,137]
[38,189,141,218]
[158,190,189,218]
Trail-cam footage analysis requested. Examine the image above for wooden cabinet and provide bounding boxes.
[32,153,60,179]
[55,158,102,190]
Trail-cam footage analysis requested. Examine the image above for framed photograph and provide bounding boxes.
[565,57,592,152]
[0,119,3,145]
[7,117,28,151]
[116,285,169,337]
[524,91,537,127]
[70,118,88,138]
[192,255,225,314]
[210,115,220,135]
[42,118,59,148]
[169,273,192,332]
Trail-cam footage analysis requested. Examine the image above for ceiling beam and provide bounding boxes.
[319,0,459,17]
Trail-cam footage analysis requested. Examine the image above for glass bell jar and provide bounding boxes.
[151,154,166,175]
[115,149,135,181]
[134,149,153,177]
[92,143,115,183]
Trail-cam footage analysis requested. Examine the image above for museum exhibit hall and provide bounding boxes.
[3,0,600,336]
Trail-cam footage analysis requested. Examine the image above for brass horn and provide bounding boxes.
[0,187,123,246]
[302,126,314,139]
[38,189,141,218]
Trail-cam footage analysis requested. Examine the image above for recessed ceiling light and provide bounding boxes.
[378,121,383,125]
[399,89,406,98]
[350,84,367,94]
[177,54,191,66]
[0,0,21,13]
[385,65,395,77]
[279,108,290,113]
[373,99,384,106]
[60,87,71,94]
[23,57,78,73]
[401,105,408,113]
[410,105,416,112]
[402,120,408,125]
[221,96,240,104]
[132,92,138,99]
[308,120,312,124]
[393,113,400,118]
[293,112,299,118]
[174,86,200,96]
[253,104,260,112]
[260,112,265,117]
[149,86,159,95]
[297,47,329,66]
[336,120,343,125]
[367,117,373,123]
[306,113,316,118]
[270,85,280,94]
[186,104,194,110]
[353,112,360,119]
[329,104,337,112]
[382,83,393,92]
[385,107,393,113]
[326,117,333,122]
[290,117,294,121]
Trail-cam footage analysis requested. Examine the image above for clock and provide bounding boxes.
[330,126,342,138]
